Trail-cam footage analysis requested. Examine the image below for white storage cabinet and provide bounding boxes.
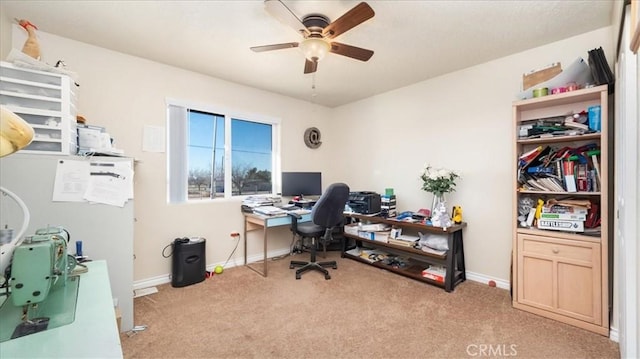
[0,61,77,155]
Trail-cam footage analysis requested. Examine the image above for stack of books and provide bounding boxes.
[537,199,590,233]
[518,144,601,193]
[517,112,592,139]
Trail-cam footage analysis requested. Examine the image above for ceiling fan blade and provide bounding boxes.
[329,42,374,61]
[323,2,375,39]
[304,59,318,74]
[264,0,310,36]
[250,42,299,52]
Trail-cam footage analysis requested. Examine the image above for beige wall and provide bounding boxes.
[328,27,614,283]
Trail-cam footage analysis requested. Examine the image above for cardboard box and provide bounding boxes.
[523,63,562,90]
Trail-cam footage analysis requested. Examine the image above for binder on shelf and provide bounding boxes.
[587,47,614,94]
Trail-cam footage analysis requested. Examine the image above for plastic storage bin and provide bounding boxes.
[171,237,206,287]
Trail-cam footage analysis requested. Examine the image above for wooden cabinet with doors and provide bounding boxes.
[512,85,611,336]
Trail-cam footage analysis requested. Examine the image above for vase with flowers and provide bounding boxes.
[420,165,460,227]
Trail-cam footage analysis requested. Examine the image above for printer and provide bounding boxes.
[347,191,382,214]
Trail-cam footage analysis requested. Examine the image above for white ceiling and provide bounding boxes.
[1,1,614,108]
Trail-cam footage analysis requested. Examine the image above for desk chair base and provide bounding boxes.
[290,260,337,280]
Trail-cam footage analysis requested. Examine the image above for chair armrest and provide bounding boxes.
[287,212,302,233]
[287,212,303,220]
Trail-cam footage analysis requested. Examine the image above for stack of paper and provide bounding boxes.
[253,206,286,216]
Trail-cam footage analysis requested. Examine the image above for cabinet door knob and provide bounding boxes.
[552,248,559,254]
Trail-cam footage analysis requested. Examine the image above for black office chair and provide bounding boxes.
[289,182,350,280]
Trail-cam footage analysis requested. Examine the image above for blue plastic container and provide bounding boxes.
[588,105,601,132]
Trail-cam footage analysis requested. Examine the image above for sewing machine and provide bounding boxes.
[0,226,80,341]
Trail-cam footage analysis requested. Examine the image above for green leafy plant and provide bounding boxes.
[420,165,460,196]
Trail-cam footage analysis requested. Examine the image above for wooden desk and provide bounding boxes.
[243,212,311,277]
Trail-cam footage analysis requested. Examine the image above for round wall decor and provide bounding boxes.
[304,127,322,149]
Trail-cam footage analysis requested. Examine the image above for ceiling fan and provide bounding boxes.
[251,0,375,74]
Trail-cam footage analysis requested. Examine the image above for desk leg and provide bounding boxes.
[244,218,248,267]
[262,225,268,277]
[244,217,268,277]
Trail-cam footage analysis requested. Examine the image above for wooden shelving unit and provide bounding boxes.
[511,85,611,336]
[342,213,467,292]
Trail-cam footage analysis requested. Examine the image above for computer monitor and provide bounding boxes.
[281,172,322,198]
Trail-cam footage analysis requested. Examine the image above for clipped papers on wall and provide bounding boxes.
[52,160,90,202]
[53,159,133,207]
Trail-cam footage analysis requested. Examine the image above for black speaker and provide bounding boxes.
[171,238,206,287]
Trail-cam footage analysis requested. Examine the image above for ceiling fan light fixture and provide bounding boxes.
[300,38,330,62]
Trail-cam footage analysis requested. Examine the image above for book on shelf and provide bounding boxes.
[562,160,577,192]
[591,154,601,190]
[576,163,589,191]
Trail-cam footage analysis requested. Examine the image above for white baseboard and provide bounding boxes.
[133,248,291,290]
[609,327,619,342]
[465,270,510,290]
[134,251,509,290]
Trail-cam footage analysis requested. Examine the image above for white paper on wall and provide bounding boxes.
[52,159,90,202]
[53,159,134,205]
[142,125,165,153]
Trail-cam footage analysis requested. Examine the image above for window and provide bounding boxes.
[167,102,279,203]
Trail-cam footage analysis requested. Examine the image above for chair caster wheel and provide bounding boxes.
[296,274,301,280]
[332,265,337,269]
[289,265,294,269]
[325,274,331,280]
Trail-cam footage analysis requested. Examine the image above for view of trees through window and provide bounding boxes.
[187,111,273,199]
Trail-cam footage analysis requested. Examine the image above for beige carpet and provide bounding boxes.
[121,252,619,359]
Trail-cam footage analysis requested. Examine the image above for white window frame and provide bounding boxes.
[166,98,281,203]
